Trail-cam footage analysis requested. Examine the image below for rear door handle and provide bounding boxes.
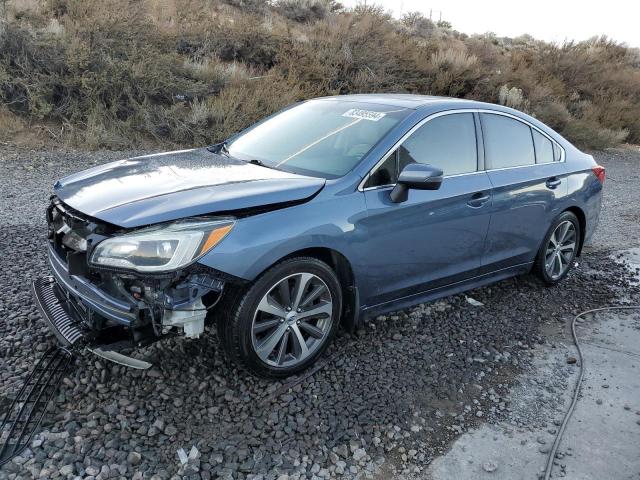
[546,177,562,189]
[467,192,490,208]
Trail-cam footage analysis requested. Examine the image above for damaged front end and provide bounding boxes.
[33,197,238,368]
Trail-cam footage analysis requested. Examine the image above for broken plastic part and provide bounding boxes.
[87,347,152,370]
[162,299,206,338]
[188,446,200,461]
[177,448,188,465]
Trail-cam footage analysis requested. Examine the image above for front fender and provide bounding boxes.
[197,190,368,284]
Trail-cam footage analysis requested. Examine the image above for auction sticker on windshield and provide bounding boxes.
[342,109,386,122]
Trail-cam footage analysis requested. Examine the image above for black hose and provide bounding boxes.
[148,304,163,337]
[544,305,640,480]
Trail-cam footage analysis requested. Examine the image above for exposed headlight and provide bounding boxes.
[90,219,234,273]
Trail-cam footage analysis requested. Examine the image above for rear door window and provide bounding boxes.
[481,113,535,169]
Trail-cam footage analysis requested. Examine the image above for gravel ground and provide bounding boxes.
[0,146,638,480]
[588,146,640,250]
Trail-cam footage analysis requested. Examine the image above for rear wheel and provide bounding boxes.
[217,257,342,378]
[534,211,580,285]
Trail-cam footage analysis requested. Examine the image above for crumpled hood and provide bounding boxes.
[54,148,325,228]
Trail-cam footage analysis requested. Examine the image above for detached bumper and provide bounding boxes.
[32,277,86,346]
[32,277,154,369]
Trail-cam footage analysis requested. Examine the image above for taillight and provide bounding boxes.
[592,165,605,184]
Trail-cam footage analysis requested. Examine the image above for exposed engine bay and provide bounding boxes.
[44,196,234,359]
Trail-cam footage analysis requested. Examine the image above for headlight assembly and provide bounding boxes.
[90,219,234,273]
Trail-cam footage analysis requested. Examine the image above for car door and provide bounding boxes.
[479,112,569,272]
[359,112,493,307]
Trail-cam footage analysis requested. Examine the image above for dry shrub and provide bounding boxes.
[428,47,480,96]
[206,14,283,67]
[275,0,337,23]
[563,120,628,150]
[0,108,25,141]
[533,101,572,131]
[1,1,638,150]
[220,0,268,14]
[498,85,527,110]
[277,11,426,95]
[401,11,437,38]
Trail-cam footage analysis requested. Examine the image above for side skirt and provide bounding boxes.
[361,262,533,320]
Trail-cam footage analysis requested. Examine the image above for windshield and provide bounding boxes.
[226,99,411,178]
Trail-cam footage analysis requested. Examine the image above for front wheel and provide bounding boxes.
[533,211,581,285]
[217,257,342,378]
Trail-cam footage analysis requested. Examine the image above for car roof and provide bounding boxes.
[312,93,574,151]
[316,93,476,110]
[316,93,568,143]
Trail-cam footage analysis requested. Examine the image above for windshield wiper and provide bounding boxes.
[248,159,280,171]
[206,141,229,155]
[208,143,280,171]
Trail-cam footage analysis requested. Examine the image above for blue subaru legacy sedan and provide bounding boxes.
[34,94,604,377]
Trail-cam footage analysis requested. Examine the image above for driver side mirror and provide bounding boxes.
[390,163,443,203]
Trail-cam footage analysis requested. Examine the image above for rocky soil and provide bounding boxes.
[0,146,638,480]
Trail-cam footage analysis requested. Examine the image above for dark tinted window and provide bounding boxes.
[364,152,397,188]
[398,113,477,175]
[532,129,554,164]
[481,113,535,169]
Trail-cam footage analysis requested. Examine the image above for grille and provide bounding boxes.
[0,346,74,467]
[48,200,92,254]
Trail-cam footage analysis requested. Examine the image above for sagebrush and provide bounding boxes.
[1,0,638,150]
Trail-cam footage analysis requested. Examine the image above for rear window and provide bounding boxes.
[481,113,535,169]
[227,100,411,178]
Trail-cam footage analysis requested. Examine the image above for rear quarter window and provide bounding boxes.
[532,129,555,164]
[552,142,563,162]
[481,113,535,169]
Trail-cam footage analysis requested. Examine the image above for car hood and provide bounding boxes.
[54,148,326,228]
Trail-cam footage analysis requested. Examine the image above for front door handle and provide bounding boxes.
[546,177,562,189]
[467,192,490,208]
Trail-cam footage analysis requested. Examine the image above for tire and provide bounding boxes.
[533,211,581,285]
[216,257,342,378]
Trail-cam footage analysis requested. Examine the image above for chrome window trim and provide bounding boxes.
[358,108,566,192]
[361,170,486,192]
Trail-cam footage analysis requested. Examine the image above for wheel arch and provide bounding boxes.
[562,206,586,256]
[270,247,360,332]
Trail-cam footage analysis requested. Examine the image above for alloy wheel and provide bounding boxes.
[545,220,577,280]
[251,273,333,367]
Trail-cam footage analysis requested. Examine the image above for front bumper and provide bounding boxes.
[32,277,153,369]
[47,243,136,326]
[35,244,140,349]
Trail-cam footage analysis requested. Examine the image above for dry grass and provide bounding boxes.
[0,0,638,150]
[0,108,26,141]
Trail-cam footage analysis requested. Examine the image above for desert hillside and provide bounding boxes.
[1,0,639,149]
